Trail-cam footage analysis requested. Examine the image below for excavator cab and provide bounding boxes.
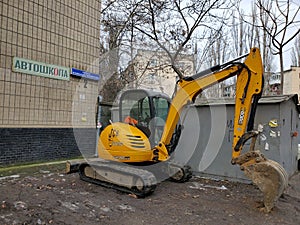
[118,89,171,148]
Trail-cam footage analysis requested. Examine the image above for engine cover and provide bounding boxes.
[98,122,153,162]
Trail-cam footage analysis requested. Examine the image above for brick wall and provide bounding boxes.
[0,0,100,128]
[0,128,97,165]
[0,1,100,166]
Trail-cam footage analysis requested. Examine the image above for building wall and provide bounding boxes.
[0,0,101,165]
[0,128,97,165]
[128,50,195,97]
[283,67,300,100]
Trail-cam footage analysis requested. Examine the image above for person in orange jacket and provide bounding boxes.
[124,116,138,125]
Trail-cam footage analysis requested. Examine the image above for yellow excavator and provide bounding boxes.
[66,48,288,212]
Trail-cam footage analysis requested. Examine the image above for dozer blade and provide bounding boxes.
[235,151,289,212]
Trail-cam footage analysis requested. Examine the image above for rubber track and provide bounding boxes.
[167,162,193,183]
[78,160,157,197]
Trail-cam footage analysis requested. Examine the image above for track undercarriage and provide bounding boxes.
[66,158,193,197]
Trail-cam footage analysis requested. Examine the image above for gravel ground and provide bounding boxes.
[0,162,299,225]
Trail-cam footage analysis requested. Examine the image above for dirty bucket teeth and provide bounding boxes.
[242,159,288,212]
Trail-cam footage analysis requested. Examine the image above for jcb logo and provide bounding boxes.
[238,108,246,125]
[109,128,119,138]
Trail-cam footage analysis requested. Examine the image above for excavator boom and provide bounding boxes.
[154,48,263,160]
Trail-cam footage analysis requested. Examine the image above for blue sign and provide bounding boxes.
[71,68,100,81]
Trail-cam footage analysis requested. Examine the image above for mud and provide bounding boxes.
[0,163,299,225]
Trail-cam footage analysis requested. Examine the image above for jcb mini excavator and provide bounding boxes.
[66,48,288,212]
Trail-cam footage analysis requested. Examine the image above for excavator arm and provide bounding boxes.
[153,47,288,212]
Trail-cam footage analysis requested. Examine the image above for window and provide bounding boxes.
[153,97,169,121]
[120,91,150,125]
[147,73,156,84]
[149,59,157,67]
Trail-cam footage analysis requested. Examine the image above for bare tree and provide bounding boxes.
[231,7,247,57]
[256,0,300,93]
[236,2,276,73]
[291,33,300,66]
[130,0,234,78]
[99,0,145,102]
[99,0,240,100]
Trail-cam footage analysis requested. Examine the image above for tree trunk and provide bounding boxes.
[279,49,284,95]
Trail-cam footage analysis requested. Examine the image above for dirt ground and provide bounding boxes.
[0,162,299,225]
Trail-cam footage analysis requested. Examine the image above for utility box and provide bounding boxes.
[174,95,300,182]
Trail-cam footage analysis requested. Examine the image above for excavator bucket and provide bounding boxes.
[235,151,289,212]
